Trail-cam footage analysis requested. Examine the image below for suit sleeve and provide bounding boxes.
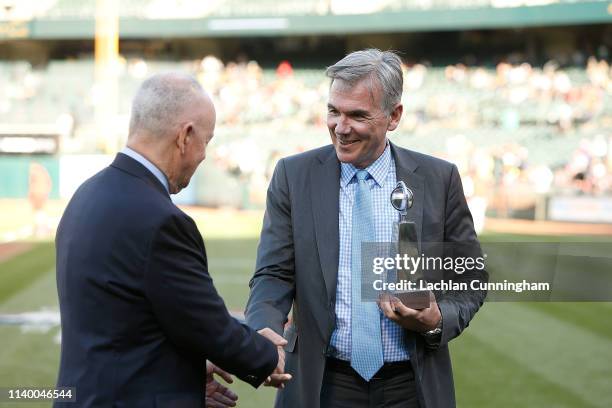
[432,164,489,349]
[144,213,278,388]
[245,159,296,336]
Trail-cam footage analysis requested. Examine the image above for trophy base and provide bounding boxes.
[393,289,430,310]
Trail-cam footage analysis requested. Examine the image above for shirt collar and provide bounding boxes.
[120,146,170,194]
[340,141,392,188]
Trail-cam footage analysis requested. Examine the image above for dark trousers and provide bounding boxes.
[320,358,419,408]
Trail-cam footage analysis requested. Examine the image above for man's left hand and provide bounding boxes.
[205,361,238,408]
[377,291,442,333]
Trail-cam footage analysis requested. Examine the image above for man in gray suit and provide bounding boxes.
[246,49,488,408]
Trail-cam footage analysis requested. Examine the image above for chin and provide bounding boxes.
[334,146,353,162]
[178,179,191,192]
[335,151,361,166]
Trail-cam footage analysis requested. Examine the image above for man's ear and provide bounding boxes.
[387,103,403,132]
[176,122,194,155]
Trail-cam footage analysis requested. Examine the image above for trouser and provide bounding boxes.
[320,358,420,408]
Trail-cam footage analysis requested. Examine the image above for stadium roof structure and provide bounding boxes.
[0,0,610,39]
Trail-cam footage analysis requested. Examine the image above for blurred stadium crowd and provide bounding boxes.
[1,54,610,210]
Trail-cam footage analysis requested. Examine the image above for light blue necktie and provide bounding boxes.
[350,169,384,381]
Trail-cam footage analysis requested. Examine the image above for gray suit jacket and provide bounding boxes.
[246,143,488,408]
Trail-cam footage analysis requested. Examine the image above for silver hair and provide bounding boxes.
[325,49,403,114]
[129,72,204,138]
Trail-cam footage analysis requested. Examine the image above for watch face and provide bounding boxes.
[425,328,442,336]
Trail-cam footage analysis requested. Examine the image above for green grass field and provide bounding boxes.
[1,226,611,407]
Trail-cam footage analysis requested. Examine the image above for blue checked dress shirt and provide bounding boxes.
[328,143,410,363]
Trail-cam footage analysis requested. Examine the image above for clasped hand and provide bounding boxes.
[204,328,292,407]
[205,361,238,408]
[258,327,293,389]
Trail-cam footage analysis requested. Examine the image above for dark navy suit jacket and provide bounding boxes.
[55,153,277,407]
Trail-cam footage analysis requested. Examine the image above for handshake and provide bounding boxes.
[205,327,292,408]
[258,327,293,389]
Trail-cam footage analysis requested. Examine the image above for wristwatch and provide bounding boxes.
[422,315,443,337]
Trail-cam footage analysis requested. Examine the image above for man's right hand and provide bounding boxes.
[257,328,292,389]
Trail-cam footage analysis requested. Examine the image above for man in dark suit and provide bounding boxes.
[55,73,289,408]
[246,50,488,407]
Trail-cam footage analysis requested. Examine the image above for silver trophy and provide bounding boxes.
[390,181,430,309]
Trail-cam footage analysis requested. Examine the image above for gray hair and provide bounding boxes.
[325,49,403,114]
[129,72,204,138]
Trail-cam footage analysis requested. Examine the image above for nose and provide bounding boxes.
[334,115,351,136]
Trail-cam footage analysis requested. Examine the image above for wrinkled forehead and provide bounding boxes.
[328,75,383,110]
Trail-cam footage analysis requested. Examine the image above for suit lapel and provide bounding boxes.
[390,143,426,366]
[391,143,424,250]
[311,147,340,303]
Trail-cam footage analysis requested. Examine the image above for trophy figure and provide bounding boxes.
[390,181,430,309]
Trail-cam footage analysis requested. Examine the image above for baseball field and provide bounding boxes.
[0,207,611,408]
